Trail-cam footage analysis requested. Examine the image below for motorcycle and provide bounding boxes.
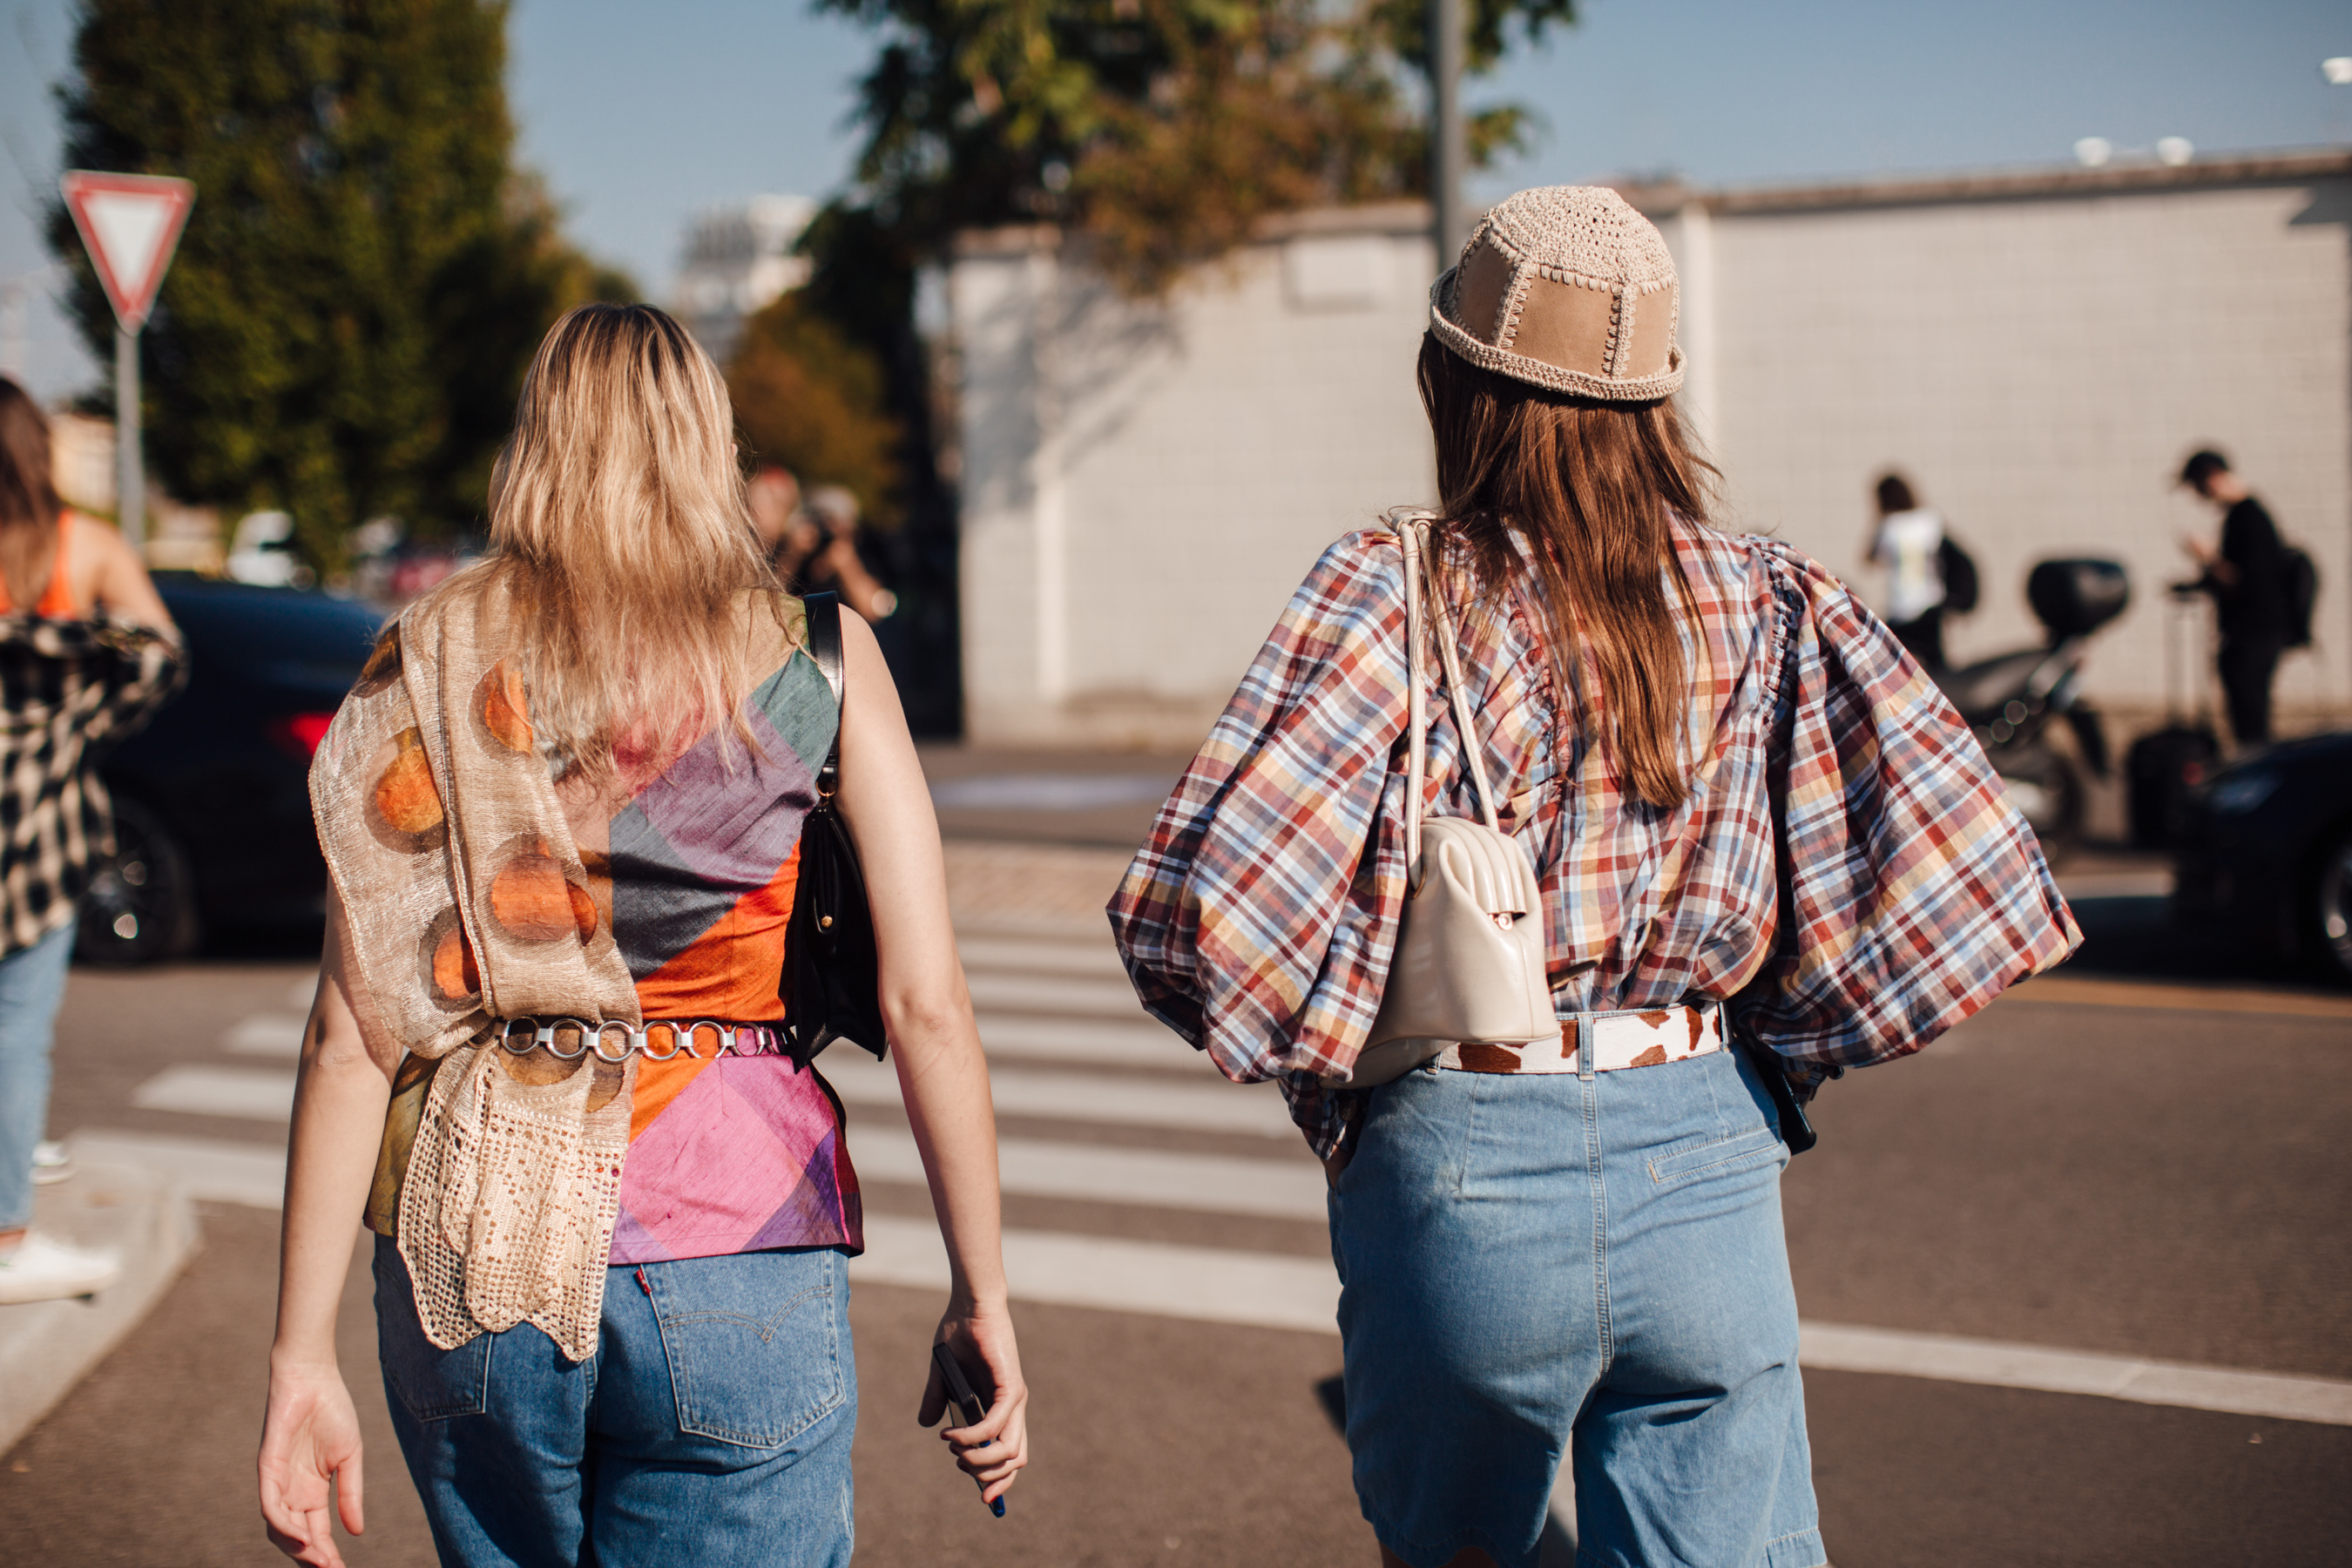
[1925,558,2129,860]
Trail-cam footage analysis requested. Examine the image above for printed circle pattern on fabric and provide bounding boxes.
[485,834,599,945]
[366,727,447,853]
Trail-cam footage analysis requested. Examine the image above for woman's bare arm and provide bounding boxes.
[831,609,1029,1505]
[258,891,399,1567]
[70,514,176,632]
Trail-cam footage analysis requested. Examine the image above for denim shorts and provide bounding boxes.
[1328,1047,1825,1568]
[374,1238,855,1568]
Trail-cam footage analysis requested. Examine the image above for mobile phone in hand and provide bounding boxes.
[931,1342,1006,1518]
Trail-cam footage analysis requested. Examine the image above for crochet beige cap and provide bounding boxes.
[1429,186,1685,402]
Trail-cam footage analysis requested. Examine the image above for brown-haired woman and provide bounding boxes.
[0,376,182,1304]
[1110,188,2076,1567]
[258,306,1024,1567]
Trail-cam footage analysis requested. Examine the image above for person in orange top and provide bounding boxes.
[0,376,184,1305]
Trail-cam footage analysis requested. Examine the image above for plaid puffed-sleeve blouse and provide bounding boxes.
[1106,518,2080,1156]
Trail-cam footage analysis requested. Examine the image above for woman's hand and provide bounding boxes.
[258,1359,365,1566]
[923,1299,1031,1506]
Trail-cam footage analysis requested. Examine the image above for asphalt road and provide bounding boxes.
[3,884,2348,1565]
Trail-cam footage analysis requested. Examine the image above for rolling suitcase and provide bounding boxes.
[2125,589,2220,848]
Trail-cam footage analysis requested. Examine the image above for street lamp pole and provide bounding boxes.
[1430,0,1466,266]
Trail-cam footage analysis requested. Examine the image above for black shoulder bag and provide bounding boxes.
[781,592,889,1067]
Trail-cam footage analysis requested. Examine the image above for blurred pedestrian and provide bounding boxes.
[772,479,896,622]
[2177,448,2294,745]
[1864,470,1955,667]
[257,306,1024,1568]
[746,461,802,560]
[1112,188,2078,1568]
[0,376,184,1305]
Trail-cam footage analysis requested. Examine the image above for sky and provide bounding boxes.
[3,0,2348,402]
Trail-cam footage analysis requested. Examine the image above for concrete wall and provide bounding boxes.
[951,157,2352,747]
[951,207,1437,747]
[1654,170,2352,721]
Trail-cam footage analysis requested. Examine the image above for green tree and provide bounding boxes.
[814,0,1575,297]
[48,0,632,570]
[797,1,1574,734]
[727,294,903,528]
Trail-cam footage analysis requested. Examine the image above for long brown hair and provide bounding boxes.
[1416,334,1716,809]
[0,379,62,612]
[418,304,781,785]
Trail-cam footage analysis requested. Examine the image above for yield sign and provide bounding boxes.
[60,171,195,331]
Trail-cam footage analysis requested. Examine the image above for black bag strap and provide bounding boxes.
[804,591,843,797]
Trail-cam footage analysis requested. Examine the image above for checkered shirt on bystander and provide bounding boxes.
[0,614,186,956]
[1108,520,2081,1156]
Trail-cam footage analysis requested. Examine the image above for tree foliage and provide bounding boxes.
[815,0,1576,296]
[727,294,902,528]
[48,0,632,568]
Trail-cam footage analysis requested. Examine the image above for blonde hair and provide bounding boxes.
[422,303,783,783]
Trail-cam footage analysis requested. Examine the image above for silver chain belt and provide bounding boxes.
[484,1018,789,1063]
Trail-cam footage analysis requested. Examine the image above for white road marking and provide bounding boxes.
[977,1014,1200,1070]
[70,1129,286,1208]
[852,1213,1342,1335]
[852,1128,1324,1220]
[822,1052,1294,1138]
[148,1000,2352,1427]
[129,1064,294,1122]
[1797,1321,2352,1427]
[220,1013,308,1058]
[963,970,1154,1017]
[959,935,1131,980]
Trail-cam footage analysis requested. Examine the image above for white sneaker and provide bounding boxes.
[0,1232,123,1304]
[31,1140,72,1186]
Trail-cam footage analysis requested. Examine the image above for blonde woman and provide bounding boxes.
[257,305,1025,1568]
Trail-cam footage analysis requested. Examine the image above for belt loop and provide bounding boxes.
[1577,1015,1594,1080]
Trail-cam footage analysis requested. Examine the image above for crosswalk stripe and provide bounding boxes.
[976,1014,1199,1070]
[852,1128,1325,1220]
[220,1013,307,1058]
[852,1213,1342,1335]
[821,1052,1294,1138]
[963,970,1152,1017]
[958,936,1130,980]
[70,1129,286,1208]
[130,1064,295,1121]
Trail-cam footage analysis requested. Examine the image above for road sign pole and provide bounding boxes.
[114,322,142,549]
[1430,0,1466,264]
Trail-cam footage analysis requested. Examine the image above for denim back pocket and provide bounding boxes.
[644,1250,848,1450]
[372,1237,490,1423]
[1647,1124,1784,1187]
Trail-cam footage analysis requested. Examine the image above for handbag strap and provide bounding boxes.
[1395,514,1502,862]
[804,591,843,800]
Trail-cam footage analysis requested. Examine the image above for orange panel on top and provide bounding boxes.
[633,841,801,1023]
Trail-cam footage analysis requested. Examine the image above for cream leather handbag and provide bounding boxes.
[1336,517,1557,1089]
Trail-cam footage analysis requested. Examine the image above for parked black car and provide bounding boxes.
[79,577,382,964]
[2171,729,2352,985]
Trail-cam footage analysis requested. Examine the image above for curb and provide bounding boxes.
[0,1148,200,1456]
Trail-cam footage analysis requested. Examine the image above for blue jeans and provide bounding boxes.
[0,924,78,1231]
[375,1238,856,1568]
[1329,1048,1824,1568]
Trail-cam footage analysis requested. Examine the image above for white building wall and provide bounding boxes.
[953,163,2352,747]
[954,209,1438,747]
[1692,178,2351,717]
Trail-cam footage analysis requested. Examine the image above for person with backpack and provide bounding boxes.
[2177,449,2303,746]
[1110,187,2078,1568]
[1862,472,1976,669]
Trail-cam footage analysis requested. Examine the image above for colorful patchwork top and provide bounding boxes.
[365,611,861,1265]
[1109,520,2082,1155]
